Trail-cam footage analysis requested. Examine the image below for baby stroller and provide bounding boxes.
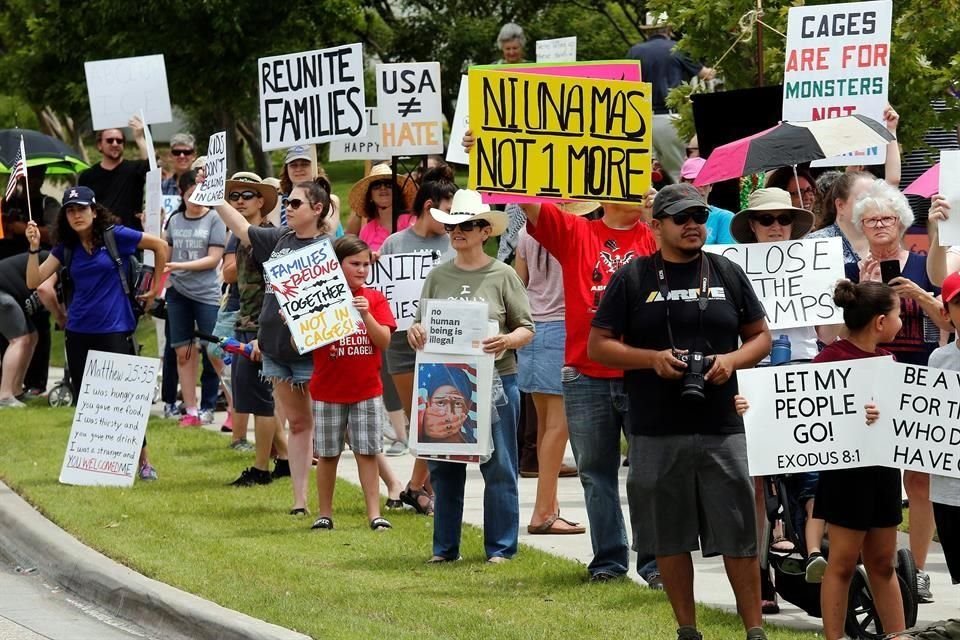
[762,475,919,639]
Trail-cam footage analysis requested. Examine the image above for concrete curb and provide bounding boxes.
[0,480,311,640]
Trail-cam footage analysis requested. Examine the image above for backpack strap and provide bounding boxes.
[704,250,748,319]
[103,225,134,299]
[60,244,75,307]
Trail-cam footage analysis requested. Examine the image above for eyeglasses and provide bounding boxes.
[795,187,815,197]
[665,210,709,225]
[228,191,258,202]
[171,148,195,157]
[862,216,898,229]
[370,180,393,190]
[283,198,306,210]
[443,220,490,232]
[750,213,795,227]
[104,137,124,145]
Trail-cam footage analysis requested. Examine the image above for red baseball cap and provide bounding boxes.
[942,272,960,304]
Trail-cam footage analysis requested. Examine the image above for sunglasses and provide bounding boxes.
[171,148,195,157]
[104,137,124,145]
[443,220,490,232]
[750,213,795,226]
[664,210,709,225]
[283,198,306,210]
[370,180,393,190]
[228,191,258,202]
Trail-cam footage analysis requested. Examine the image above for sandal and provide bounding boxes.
[310,516,334,530]
[770,536,795,552]
[527,514,586,535]
[289,507,309,516]
[370,516,392,531]
[385,498,404,510]
[400,487,434,516]
[427,555,462,564]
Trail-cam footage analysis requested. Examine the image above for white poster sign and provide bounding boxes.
[739,358,887,476]
[705,237,845,329]
[59,352,160,487]
[143,169,162,267]
[263,238,360,354]
[376,62,444,155]
[364,252,439,331]
[258,43,366,151]
[188,132,226,206]
[161,195,181,217]
[536,37,577,63]
[84,55,172,131]
[782,0,892,166]
[328,108,385,161]
[938,150,960,246]
[140,109,157,171]
[446,76,470,166]
[423,300,489,355]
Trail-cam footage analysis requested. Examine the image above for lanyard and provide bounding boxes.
[654,251,710,351]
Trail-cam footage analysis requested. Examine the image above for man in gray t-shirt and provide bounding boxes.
[165,209,227,303]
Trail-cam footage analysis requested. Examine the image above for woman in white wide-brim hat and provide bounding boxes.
[407,189,534,563]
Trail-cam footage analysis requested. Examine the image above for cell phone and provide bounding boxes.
[880,260,901,284]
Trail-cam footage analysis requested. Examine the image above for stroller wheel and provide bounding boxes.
[845,568,884,639]
[896,548,919,627]
[48,383,74,408]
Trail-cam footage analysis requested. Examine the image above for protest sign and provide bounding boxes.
[263,238,360,354]
[140,109,157,171]
[875,362,960,478]
[536,37,577,63]
[328,108,385,161]
[739,358,886,476]
[782,0,892,166]
[468,68,652,205]
[59,351,159,487]
[423,300,488,355]
[376,62,444,155]
[162,195,181,216]
[937,150,960,246]
[143,169,162,267]
[188,132,227,206]
[258,43,366,151]
[446,76,471,166]
[705,237,845,329]
[364,252,438,331]
[84,55,172,131]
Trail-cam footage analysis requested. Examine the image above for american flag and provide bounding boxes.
[3,136,26,202]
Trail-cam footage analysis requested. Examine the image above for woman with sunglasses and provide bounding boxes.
[345,163,415,250]
[407,189,534,563]
[279,146,343,236]
[215,180,334,515]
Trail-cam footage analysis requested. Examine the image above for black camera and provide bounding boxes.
[675,351,715,401]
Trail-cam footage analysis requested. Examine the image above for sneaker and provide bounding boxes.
[230,467,272,487]
[138,464,158,481]
[162,403,179,418]
[677,626,703,640]
[917,569,934,603]
[220,413,233,433]
[805,552,827,584]
[644,571,665,590]
[589,571,624,583]
[179,414,202,428]
[229,439,255,452]
[746,627,768,640]
[199,409,215,425]
[0,396,26,408]
[384,440,408,457]
[272,459,291,478]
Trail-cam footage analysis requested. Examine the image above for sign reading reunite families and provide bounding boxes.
[364,252,438,331]
[376,62,444,155]
[783,0,892,165]
[328,108,384,161]
[705,237,845,329]
[84,54,172,131]
[60,352,160,487]
[188,131,227,206]
[263,238,360,354]
[258,43,366,151]
[468,68,652,204]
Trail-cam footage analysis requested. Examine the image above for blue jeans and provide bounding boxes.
[428,374,520,560]
[563,368,657,579]
[161,315,219,411]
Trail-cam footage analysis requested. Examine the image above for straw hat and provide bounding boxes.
[347,163,416,217]
[640,11,670,29]
[557,201,601,216]
[224,171,278,214]
[731,188,814,243]
[430,189,508,236]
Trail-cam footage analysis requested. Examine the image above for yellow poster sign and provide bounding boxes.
[467,68,652,205]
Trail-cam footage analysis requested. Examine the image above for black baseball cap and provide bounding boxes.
[653,183,707,218]
[60,186,96,212]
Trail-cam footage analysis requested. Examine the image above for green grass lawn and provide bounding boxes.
[0,409,817,640]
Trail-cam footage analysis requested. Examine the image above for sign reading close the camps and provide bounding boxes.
[258,43,366,151]
[376,62,444,155]
[60,351,160,487]
[739,358,886,476]
[364,252,438,331]
[328,108,384,161]
[468,68,652,205]
[704,237,845,330]
[84,55,172,131]
[263,238,360,354]
[783,0,892,166]
[188,132,227,206]
[536,37,577,63]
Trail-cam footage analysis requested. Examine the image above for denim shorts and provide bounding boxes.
[517,320,564,395]
[166,287,220,349]
[261,352,313,386]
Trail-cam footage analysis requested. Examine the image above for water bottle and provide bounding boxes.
[770,334,792,366]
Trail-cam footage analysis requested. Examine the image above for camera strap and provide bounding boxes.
[654,250,710,351]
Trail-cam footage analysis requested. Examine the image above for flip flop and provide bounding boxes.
[527,514,586,535]
[400,487,434,516]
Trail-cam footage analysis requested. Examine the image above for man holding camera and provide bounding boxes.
[587,183,771,640]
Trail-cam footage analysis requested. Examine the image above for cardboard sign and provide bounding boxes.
[263,238,360,354]
[189,131,227,206]
[84,55,172,131]
[468,68,652,205]
[143,169,162,267]
[141,109,157,171]
[782,0,892,166]
[446,76,471,166]
[423,300,489,355]
[364,252,438,331]
[938,150,960,246]
[59,352,160,487]
[740,358,886,476]
[376,62,444,155]
[328,108,385,161]
[536,37,577,63]
[162,195,181,216]
[258,44,366,151]
[704,237,845,329]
